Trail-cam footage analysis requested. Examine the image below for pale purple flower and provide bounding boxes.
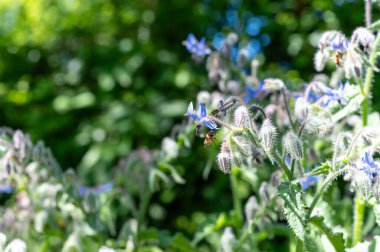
[331,35,349,51]
[183,34,211,57]
[322,81,351,106]
[358,151,380,180]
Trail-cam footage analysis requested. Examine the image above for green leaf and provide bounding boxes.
[310,162,331,176]
[169,233,198,252]
[309,216,346,252]
[278,182,312,250]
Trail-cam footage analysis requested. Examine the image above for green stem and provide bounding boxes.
[307,166,349,220]
[352,195,365,247]
[231,168,243,225]
[362,32,380,126]
[272,150,294,180]
[282,87,296,131]
[136,191,152,245]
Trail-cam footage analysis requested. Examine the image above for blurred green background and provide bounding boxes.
[0,0,375,237]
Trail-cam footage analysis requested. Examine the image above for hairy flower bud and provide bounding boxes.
[294,97,309,121]
[231,135,250,157]
[197,91,211,104]
[227,80,241,95]
[260,119,277,152]
[237,48,250,66]
[221,227,236,252]
[304,117,332,136]
[344,46,362,79]
[161,137,179,159]
[283,132,303,160]
[259,182,271,202]
[226,33,238,46]
[318,30,340,51]
[217,142,232,173]
[353,171,372,198]
[373,176,380,201]
[234,106,250,127]
[314,50,329,72]
[351,27,374,51]
[244,196,259,221]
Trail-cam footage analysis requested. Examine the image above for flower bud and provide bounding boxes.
[362,127,380,143]
[304,117,332,136]
[373,176,380,201]
[221,227,236,252]
[270,170,282,188]
[217,142,232,173]
[283,132,303,160]
[353,171,372,199]
[237,48,250,66]
[227,80,241,95]
[161,137,179,159]
[294,97,309,121]
[314,50,329,72]
[244,196,259,221]
[231,135,250,157]
[259,182,271,202]
[260,119,277,152]
[344,47,362,79]
[226,33,238,46]
[318,30,339,51]
[351,27,374,51]
[197,91,211,105]
[234,106,250,127]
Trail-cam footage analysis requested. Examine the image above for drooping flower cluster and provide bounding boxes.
[314,27,375,79]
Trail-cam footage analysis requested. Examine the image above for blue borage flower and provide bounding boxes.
[300,169,321,189]
[331,35,349,51]
[0,184,13,194]
[300,174,321,190]
[243,82,264,103]
[306,89,321,103]
[183,33,211,57]
[358,151,380,180]
[322,80,351,106]
[78,182,113,197]
[186,102,218,130]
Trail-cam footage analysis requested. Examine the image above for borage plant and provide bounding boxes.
[183,2,380,251]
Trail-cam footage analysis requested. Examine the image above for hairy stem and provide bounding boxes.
[307,166,349,220]
[272,150,294,180]
[352,195,365,247]
[365,0,372,28]
[281,87,296,131]
[362,32,380,126]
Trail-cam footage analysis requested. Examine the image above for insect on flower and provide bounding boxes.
[204,130,217,147]
[333,50,344,67]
